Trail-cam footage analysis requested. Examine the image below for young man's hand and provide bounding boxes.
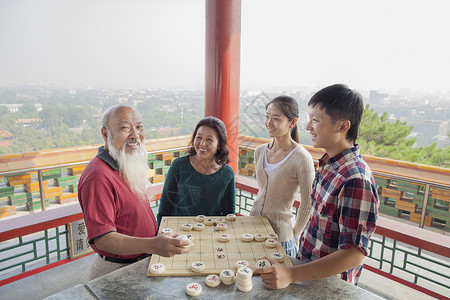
[254,257,293,289]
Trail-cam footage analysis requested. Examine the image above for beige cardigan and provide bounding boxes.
[249,143,315,242]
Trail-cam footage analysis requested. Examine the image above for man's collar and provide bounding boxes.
[319,144,360,169]
[96,146,119,170]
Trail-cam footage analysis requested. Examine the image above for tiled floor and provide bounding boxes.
[1,254,94,300]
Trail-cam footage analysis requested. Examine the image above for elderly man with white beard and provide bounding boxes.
[78,104,190,280]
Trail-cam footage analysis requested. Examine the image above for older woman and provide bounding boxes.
[156,117,235,226]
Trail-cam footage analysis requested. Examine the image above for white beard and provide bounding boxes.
[107,136,150,201]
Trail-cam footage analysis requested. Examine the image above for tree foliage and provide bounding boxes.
[0,96,447,168]
[358,105,449,168]
[0,103,103,154]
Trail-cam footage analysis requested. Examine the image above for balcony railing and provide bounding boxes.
[1,135,449,298]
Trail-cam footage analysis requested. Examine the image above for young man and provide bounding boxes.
[255,84,379,288]
[78,104,190,280]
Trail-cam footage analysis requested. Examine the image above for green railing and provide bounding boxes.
[235,188,256,216]
[0,226,69,279]
[367,234,450,295]
[373,174,450,231]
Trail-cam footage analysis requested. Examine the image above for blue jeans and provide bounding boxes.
[281,237,298,257]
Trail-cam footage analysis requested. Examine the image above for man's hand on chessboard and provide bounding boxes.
[254,257,293,290]
[149,233,190,257]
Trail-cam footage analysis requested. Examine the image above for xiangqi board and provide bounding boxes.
[147,216,293,276]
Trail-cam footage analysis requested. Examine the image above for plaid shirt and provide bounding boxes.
[297,145,379,285]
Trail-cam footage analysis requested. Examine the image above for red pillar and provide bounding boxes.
[205,0,241,174]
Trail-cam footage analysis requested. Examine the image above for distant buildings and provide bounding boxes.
[0,129,14,148]
[0,104,23,113]
[367,89,449,148]
[369,90,389,105]
[0,130,14,140]
[0,104,42,112]
[0,86,447,149]
[14,118,43,127]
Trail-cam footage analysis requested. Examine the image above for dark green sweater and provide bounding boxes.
[157,155,236,226]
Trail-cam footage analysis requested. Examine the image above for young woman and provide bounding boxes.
[157,117,235,226]
[250,96,315,256]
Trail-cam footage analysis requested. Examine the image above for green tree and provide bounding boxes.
[20,103,37,115]
[358,105,449,168]
[0,145,10,154]
[81,127,103,145]
[0,106,9,116]
[40,106,63,128]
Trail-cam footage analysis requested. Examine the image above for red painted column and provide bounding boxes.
[205,0,241,174]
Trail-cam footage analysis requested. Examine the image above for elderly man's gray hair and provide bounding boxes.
[101,104,140,130]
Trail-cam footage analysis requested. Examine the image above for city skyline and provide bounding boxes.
[1,0,450,95]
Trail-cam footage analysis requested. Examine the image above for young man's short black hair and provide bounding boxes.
[308,84,364,143]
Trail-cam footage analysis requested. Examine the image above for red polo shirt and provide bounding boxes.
[78,154,157,260]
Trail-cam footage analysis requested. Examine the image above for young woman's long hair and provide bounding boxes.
[266,96,299,149]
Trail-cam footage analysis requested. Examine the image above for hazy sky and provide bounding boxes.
[1,0,449,94]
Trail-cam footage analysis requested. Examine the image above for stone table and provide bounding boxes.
[46,257,382,299]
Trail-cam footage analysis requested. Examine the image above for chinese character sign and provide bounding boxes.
[69,219,93,258]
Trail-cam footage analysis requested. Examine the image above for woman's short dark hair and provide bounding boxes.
[266,95,300,144]
[308,84,363,143]
[187,116,230,165]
